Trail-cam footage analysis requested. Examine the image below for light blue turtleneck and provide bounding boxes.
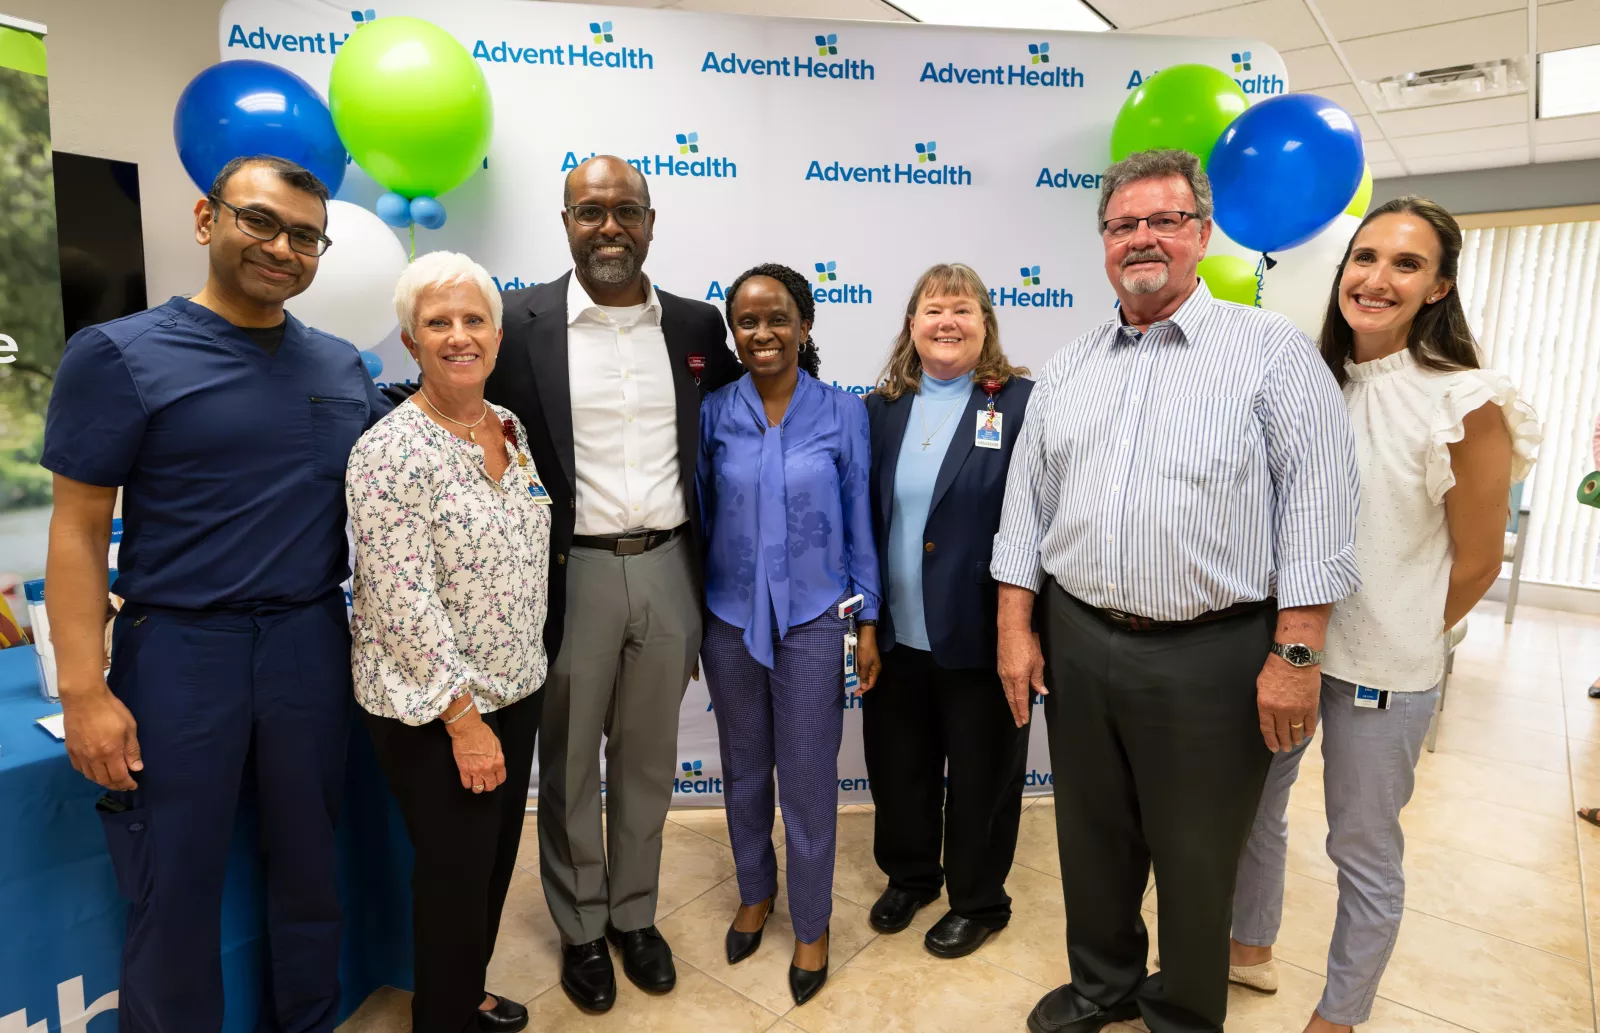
[887,371,974,651]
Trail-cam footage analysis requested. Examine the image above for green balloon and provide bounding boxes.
[329,16,492,198]
[1112,64,1249,168]
[1198,255,1259,307]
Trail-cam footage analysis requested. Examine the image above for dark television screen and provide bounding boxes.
[52,151,147,339]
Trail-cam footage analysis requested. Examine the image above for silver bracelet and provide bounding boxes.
[442,699,475,725]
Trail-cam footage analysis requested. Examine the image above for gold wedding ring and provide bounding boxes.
[1289,722,1305,729]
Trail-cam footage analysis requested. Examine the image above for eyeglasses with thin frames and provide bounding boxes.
[1101,210,1199,240]
[208,195,333,257]
[565,204,649,228]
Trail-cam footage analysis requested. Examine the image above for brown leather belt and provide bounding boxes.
[1089,596,1275,633]
[571,524,685,557]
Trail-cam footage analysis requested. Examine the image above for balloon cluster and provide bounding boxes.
[1111,65,1371,335]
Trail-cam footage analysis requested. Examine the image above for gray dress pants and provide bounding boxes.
[538,534,702,945]
[1232,675,1439,1025]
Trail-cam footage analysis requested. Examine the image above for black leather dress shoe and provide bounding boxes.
[788,928,829,1007]
[605,924,676,993]
[868,886,937,933]
[923,911,1002,958]
[725,898,772,965]
[476,994,528,1032]
[1026,984,1140,1033]
[560,939,616,1012]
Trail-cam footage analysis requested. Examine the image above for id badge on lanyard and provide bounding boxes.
[839,594,864,691]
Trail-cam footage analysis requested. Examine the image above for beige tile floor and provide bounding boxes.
[339,599,1600,1032]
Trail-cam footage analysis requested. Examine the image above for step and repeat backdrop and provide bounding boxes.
[220,0,1286,805]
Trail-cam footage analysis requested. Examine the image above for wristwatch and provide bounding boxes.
[1270,642,1324,668]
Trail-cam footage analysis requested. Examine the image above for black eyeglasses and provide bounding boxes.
[209,195,332,256]
[1101,210,1200,240]
[565,204,649,228]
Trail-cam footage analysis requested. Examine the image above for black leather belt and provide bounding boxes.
[1089,596,1275,633]
[571,524,685,557]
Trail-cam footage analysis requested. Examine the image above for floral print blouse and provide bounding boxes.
[348,399,550,725]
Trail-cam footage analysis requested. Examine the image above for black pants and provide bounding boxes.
[862,644,1029,927]
[364,692,543,1033]
[1042,585,1274,1033]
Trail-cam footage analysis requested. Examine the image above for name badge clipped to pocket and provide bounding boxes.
[516,451,552,506]
[839,593,864,691]
[974,409,1003,449]
[1354,685,1391,710]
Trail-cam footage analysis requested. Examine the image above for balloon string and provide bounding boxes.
[1254,254,1266,307]
[409,223,416,261]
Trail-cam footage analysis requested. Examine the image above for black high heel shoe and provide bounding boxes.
[725,897,772,965]
[788,928,829,1006]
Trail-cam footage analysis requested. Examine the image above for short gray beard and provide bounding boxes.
[581,244,638,285]
[1121,266,1169,295]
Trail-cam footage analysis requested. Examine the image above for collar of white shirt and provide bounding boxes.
[1113,276,1213,347]
[566,270,663,329]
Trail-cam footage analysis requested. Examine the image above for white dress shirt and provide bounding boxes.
[566,273,687,535]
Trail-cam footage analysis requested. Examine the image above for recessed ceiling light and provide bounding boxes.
[1539,44,1600,119]
[890,0,1109,32]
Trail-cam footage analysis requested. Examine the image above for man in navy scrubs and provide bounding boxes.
[41,155,389,1033]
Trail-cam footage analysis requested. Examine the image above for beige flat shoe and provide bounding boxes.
[1150,955,1279,995]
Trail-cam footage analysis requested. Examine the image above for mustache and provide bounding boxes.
[243,244,299,272]
[1121,248,1167,268]
[585,238,635,255]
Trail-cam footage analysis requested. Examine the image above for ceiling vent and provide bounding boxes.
[1361,58,1528,111]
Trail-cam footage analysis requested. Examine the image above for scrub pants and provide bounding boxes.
[1232,676,1439,1026]
[99,591,353,1033]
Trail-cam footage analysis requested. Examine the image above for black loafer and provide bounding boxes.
[788,928,829,1007]
[868,886,937,933]
[560,938,616,1012]
[1026,984,1140,1033]
[605,923,676,993]
[725,898,772,965]
[924,911,1002,958]
[476,993,528,1032]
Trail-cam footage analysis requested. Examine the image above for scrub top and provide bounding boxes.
[41,296,391,610]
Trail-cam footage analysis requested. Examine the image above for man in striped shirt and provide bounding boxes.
[993,149,1360,1033]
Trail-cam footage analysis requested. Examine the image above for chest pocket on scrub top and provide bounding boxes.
[308,395,367,480]
[1155,395,1253,483]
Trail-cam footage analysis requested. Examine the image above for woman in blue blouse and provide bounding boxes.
[697,262,881,1007]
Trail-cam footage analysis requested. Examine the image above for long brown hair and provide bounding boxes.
[877,263,1028,401]
[1318,195,1481,387]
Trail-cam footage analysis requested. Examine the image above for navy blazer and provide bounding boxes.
[866,375,1034,671]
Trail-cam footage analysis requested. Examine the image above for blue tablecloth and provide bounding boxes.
[0,645,414,1031]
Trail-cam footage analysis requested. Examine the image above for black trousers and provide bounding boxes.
[862,644,1029,927]
[1042,585,1274,1033]
[364,692,543,1033]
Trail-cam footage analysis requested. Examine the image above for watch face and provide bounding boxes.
[1284,644,1313,666]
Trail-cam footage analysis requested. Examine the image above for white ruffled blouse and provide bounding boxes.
[1323,350,1540,693]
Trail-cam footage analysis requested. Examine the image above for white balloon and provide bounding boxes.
[287,200,409,349]
[1204,222,1261,266]
[1258,214,1362,338]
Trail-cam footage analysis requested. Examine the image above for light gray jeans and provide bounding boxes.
[1232,675,1439,1026]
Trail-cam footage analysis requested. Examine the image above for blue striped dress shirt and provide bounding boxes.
[990,278,1361,619]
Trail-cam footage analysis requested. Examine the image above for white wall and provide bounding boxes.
[6,0,223,304]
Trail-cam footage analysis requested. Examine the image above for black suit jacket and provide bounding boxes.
[865,376,1034,671]
[485,272,741,659]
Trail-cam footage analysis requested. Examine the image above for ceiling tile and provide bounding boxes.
[1370,159,1408,178]
[1393,121,1530,159]
[1353,113,1383,140]
[1281,45,1348,90]
[1339,10,1527,81]
[1534,112,1600,143]
[1539,0,1600,50]
[1319,0,1522,42]
[1094,0,1250,30]
[1364,138,1397,162]
[1402,146,1532,174]
[671,0,911,13]
[1133,0,1325,52]
[1377,94,1532,136]
[1536,139,1600,161]
[1299,82,1374,116]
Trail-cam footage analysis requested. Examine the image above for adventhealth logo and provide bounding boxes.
[805,140,972,187]
[2,975,118,1033]
[921,41,1084,89]
[491,274,542,291]
[1126,60,1282,95]
[227,17,353,53]
[830,381,873,396]
[1023,768,1054,787]
[474,20,654,70]
[675,759,724,795]
[1036,165,1103,190]
[351,8,376,25]
[1232,49,1251,72]
[992,265,1072,308]
[560,133,737,180]
[812,260,872,304]
[701,31,875,80]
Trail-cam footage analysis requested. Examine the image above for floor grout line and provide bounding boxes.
[1556,627,1600,1032]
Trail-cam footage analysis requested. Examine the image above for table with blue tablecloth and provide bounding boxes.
[0,644,415,1031]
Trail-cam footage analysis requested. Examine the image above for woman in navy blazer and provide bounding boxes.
[862,263,1034,960]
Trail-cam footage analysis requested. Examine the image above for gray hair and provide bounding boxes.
[1097,149,1214,226]
[393,250,503,339]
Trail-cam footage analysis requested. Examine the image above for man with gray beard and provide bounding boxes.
[482,155,741,1013]
[990,149,1360,1033]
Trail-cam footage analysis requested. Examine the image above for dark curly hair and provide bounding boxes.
[723,263,822,378]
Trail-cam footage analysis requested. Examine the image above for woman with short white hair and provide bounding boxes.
[348,250,550,1033]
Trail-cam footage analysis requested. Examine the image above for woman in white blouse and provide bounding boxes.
[1227,197,1539,1033]
[348,251,550,1033]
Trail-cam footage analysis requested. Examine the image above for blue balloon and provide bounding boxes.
[410,196,447,230]
[376,192,413,227]
[360,350,384,379]
[1208,94,1365,254]
[174,60,347,196]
